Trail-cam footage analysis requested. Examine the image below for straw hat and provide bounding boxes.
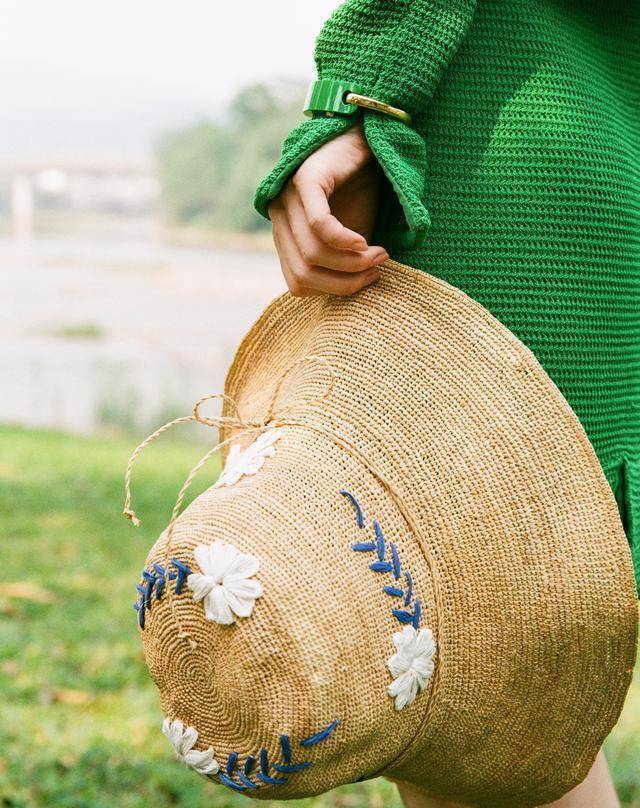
[130,260,637,807]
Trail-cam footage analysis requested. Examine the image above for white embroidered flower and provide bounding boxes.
[162,717,219,775]
[387,625,436,711]
[214,428,281,488]
[187,541,263,625]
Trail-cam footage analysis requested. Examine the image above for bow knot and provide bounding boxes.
[123,356,334,529]
[192,393,268,431]
[122,355,335,649]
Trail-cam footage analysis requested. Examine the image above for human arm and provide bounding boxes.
[256,0,477,294]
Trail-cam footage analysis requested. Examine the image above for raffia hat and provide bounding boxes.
[127,260,637,807]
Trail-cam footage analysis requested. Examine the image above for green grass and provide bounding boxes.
[45,323,105,340]
[0,426,637,807]
[0,427,400,808]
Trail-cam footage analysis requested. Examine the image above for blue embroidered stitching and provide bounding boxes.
[300,719,340,747]
[211,720,340,792]
[340,489,422,630]
[340,490,365,528]
[133,557,192,629]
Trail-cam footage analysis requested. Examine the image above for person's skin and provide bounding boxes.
[395,750,619,808]
[268,123,387,297]
[268,122,620,808]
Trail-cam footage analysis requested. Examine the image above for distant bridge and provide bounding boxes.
[0,155,159,239]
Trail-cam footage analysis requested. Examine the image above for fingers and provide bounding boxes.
[270,204,380,298]
[268,124,387,298]
[292,166,369,252]
[271,213,320,298]
[294,261,380,297]
[284,189,387,273]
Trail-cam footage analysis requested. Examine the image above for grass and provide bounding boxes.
[0,425,638,807]
[0,426,400,808]
[47,324,105,340]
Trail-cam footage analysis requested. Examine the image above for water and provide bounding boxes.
[1,228,286,435]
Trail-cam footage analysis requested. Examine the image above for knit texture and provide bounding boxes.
[254,0,640,593]
[254,0,477,249]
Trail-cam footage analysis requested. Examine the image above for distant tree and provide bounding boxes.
[155,80,306,234]
[228,82,282,128]
[155,121,228,228]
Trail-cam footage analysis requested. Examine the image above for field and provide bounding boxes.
[1,426,638,807]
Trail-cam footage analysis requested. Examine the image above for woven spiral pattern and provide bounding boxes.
[139,262,637,806]
[253,0,640,594]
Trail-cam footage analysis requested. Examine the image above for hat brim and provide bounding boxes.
[219,260,638,806]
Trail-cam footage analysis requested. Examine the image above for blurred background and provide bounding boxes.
[1,2,638,806]
[0,0,332,436]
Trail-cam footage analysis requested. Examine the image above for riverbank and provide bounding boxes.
[0,223,285,435]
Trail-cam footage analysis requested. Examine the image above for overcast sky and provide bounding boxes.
[0,0,340,158]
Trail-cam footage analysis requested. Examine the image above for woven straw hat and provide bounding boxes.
[131,261,637,807]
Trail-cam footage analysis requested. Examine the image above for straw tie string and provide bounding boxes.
[123,356,335,529]
[122,353,442,677]
[122,357,336,648]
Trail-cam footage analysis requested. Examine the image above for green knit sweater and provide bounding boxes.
[254,0,640,593]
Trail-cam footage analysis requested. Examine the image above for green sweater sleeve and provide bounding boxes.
[253,0,477,250]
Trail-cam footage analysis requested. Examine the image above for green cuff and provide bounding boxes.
[252,112,430,252]
[363,113,430,250]
[253,116,352,219]
[253,0,477,251]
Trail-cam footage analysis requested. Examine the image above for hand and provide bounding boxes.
[269,123,388,297]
